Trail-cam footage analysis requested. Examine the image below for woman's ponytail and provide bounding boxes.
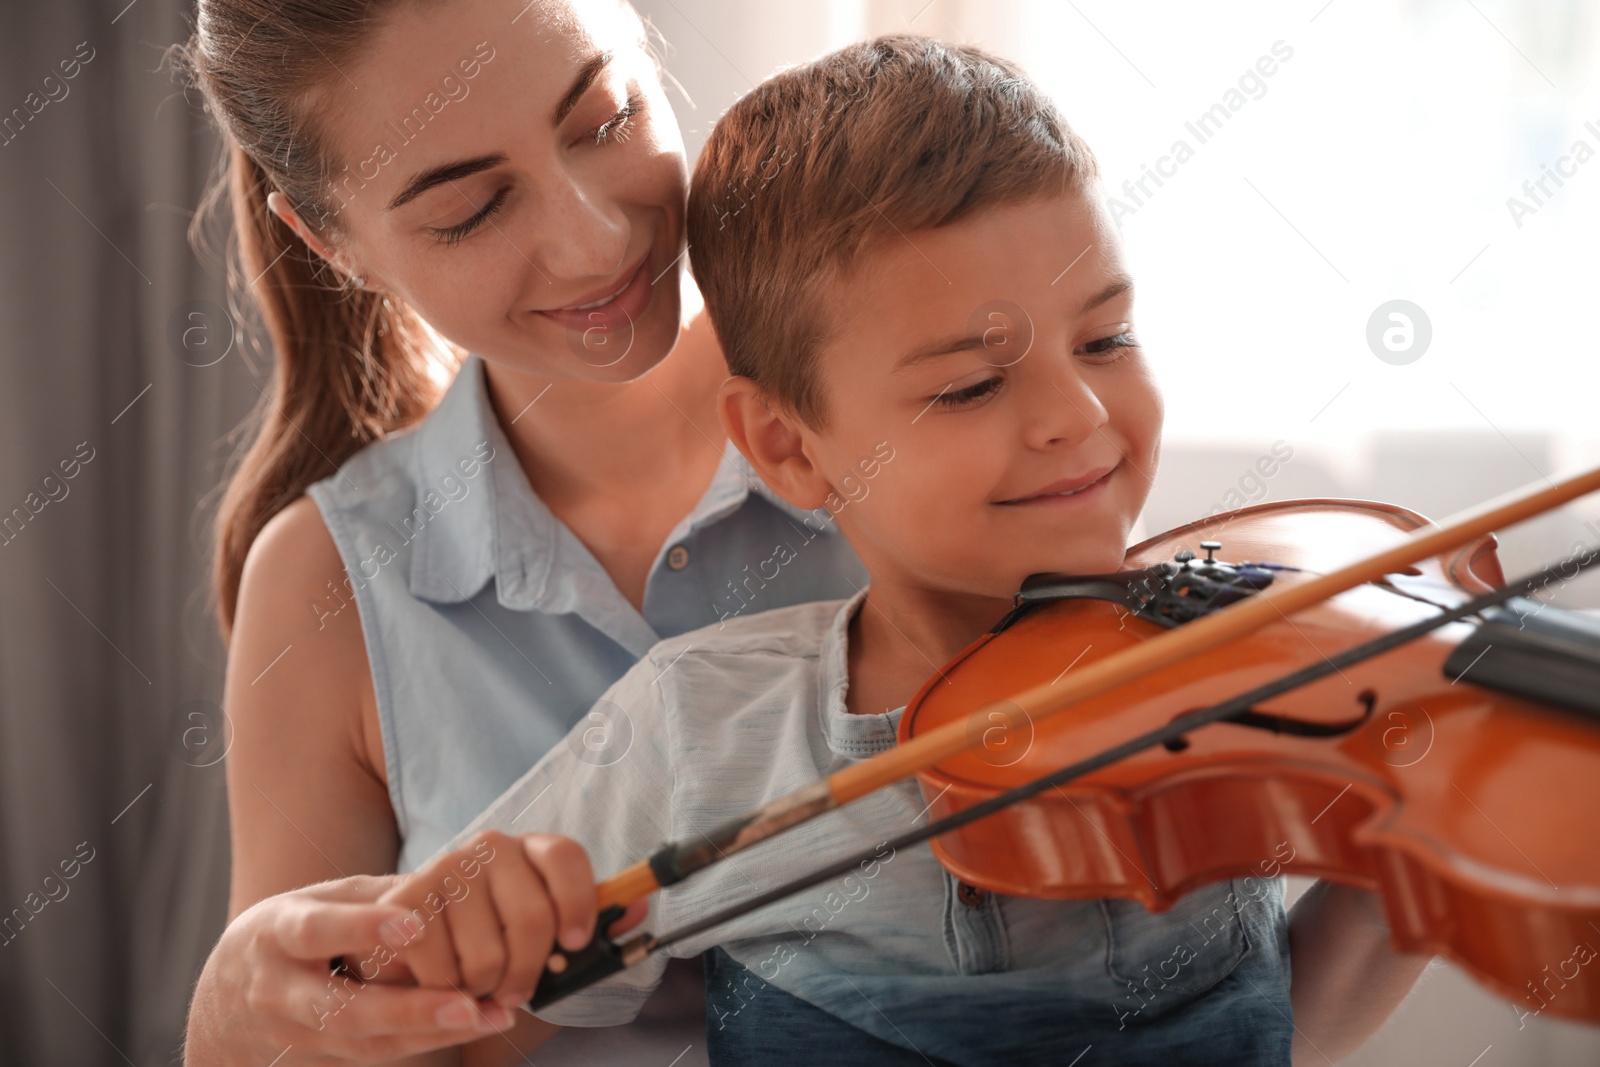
[179,2,452,641]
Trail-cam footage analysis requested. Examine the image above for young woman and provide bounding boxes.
[180,1,865,1063]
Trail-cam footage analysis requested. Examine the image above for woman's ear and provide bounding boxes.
[266,191,335,260]
[266,191,370,287]
[718,376,831,509]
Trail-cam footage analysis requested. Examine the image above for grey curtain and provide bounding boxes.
[0,1,247,1062]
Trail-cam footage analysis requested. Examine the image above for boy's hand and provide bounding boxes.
[376,831,649,1014]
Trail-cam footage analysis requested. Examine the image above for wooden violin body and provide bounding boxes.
[900,499,1600,1021]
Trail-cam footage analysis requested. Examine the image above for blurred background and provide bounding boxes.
[1,0,1597,1062]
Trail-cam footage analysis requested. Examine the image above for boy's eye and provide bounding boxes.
[429,187,509,247]
[590,94,644,146]
[1077,330,1138,361]
[933,376,1003,409]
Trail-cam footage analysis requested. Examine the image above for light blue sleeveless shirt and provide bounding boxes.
[305,353,868,874]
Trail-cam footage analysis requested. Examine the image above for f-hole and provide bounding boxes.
[1222,689,1378,738]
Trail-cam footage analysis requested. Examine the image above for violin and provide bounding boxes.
[904,497,1600,1022]
[525,467,1600,1024]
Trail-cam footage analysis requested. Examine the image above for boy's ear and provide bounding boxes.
[718,376,831,509]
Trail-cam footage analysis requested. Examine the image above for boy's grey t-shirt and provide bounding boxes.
[447,593,1295,1065]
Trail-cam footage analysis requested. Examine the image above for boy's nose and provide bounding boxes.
[1026,362,1109,450]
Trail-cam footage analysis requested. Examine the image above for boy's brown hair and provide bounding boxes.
[688,34,1100,427]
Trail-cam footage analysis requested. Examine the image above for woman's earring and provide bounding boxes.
[344,270,367,291]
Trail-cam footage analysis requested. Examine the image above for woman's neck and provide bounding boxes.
[481,313,729,511]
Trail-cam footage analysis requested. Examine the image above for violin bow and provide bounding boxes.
[530,463,1600,1008]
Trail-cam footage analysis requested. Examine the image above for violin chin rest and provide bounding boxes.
[1443,597,1600,721]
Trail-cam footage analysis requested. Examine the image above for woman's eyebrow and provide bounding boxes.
[385,51,613,212]
[388,155,508,211]
[553,51,613,123]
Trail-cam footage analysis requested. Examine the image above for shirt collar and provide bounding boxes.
[406,353,548,607]
[816,588,904,759]
[407,353,842,611]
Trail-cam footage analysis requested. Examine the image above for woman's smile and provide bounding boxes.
[536,251,655,332]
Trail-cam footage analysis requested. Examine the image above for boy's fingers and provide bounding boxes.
[271,899,416,962]
[479,843,559,1007]
[520,834,597,952]
[397,909,463,991]
[378,864,464,990]
[359,832,596,1009]
[439,868,511,999]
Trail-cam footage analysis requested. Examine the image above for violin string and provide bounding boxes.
[644,551,1600,957]
[1367,574,1457,612]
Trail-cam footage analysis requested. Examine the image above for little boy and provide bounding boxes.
[387,34,1421,1066]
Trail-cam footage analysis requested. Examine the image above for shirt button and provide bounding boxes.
[957,882,987,908]
[666,545,690,571]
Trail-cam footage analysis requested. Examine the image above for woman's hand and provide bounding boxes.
[184,874,522,1066]
[377,831,649,1010]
